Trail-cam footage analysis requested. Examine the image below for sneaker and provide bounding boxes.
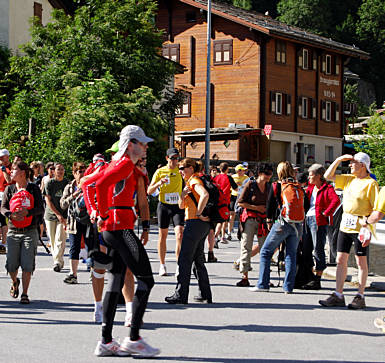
[220,238,228,244]
[233,260,240,270]
[347,294,366,310]
[214,239,219,249]
[374,317,385,330]
[94,306,103,324]
[159,264,167,276]
[226,233,232,241]
[63,274,78,284]
[319,292,346,307]
[249,286,269,292]
[0,244,6,254]
[124,313,132,327]
[94,339,130,357]
[303,278,321,290]
[236,278,250,287]
[53,264,61,273]
[120,337,160,357]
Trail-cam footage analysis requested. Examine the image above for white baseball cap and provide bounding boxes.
[0,149,9,157]
[113,125,154,160]
[354,152,371,173]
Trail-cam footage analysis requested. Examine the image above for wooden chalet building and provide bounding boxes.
[156,0,369,166]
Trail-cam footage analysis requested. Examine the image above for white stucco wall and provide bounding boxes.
[9,0,55,53]
[268,129,342,165]
[0,0,10,47]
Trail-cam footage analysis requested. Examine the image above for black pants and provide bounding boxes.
[102,229,154,342]
[175,219,212,302]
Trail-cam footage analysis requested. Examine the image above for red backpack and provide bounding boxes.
[9,188,34,228]
[273,181,305,223]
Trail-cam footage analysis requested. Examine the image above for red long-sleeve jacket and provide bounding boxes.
[306,182,340,226]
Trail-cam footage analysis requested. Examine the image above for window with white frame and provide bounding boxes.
[276,40,286,64]
[303,49,309,70]
[275,93,282,114]
[175,91,191,117]
[325,146,333,163]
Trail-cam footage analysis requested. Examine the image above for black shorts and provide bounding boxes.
[157,202,185,229]
[229,195,237,212]
[337,231,367,257]
[0,213,7,227]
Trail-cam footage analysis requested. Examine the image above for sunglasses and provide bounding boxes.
[170,156,179,160]
[179,166,187,171]
[49,167,55,170]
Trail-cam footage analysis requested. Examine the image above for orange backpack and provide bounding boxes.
[279,181,305,223]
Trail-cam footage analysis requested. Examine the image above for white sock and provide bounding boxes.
[334,291,343,298]
[125,302,132,314]
[95,300,102,310]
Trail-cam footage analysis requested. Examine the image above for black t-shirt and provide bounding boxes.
[44,178,68,221]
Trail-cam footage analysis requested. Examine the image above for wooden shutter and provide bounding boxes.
[162,46,169,59]
[321,55,326,73]
[287,94,291,115]
[312,98,317,119]
[331,102,336,121]
[298,49,303,68]
[34,2,43,25]
[321,101,326,120]
[335,103,340,121]
[298,96,302,117]
[190,36,196,86]
[331,56,335,76]
[283,93,287,115]
[270,91,276,113]
[308,98,313,119]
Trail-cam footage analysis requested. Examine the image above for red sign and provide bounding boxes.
[264,124,272,136]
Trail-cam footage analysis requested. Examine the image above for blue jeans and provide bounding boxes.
[303,215,328,271]
[258,220,302,292]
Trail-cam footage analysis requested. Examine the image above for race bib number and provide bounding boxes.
[341,213,358,230]
[165,192,179,205]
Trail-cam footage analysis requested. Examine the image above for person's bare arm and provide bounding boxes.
[324,155,353,181]
[136,177,150,245]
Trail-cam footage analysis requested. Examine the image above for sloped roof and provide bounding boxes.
[48,0,76,13]
[179,0,369,59]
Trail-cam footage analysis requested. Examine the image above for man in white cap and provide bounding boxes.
[83,125,159,357]
[320,152,379,309]
[0,149,12,253]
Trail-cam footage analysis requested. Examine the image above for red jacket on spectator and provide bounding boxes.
[306,182,340,226]
[214,173,231,205]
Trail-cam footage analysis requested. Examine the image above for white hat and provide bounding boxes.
[0,149,9,157]
[242,162,248,168]
[113,125,153,160]
[354,152,371,173]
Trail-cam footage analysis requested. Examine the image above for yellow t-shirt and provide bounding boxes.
[335,174,379,233]
[231,174,249,196]
[150,166,183,205]
[374,187,385,214]
[184,176,203,220]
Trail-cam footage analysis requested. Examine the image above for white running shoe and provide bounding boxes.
[220,238,229,244]
[120,337,160,357]
[94,306,103,324]
[124,312,132,327]
[159,264,167,276]
[374,317,385,330]
[94,339,130,357]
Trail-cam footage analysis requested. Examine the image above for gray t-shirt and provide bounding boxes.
[44,178,68,221]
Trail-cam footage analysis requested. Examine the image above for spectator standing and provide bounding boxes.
[251,161,306,293]
[0,149,12,254]
[165,158,212,304]
[43,163,68,272]
[319,152,379,309]
[214,162,237,244]
[1,161,44,304]
[60,162,87,284]
[41,162,55,193]
[301,164,340,290]
[147,148,184,276]
[229,164,249,240]
[236,163,272,287]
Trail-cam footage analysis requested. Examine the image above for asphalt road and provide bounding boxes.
[0,228,384,363]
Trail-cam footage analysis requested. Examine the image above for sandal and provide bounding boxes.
[10,278,20,299]
[20,294,30,304]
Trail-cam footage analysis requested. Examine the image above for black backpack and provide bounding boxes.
[188,174,230,223]
[70,192,90,225]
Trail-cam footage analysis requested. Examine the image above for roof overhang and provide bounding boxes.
[176,127,261,141]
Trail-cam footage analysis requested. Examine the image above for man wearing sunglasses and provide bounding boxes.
[147,147,184,277]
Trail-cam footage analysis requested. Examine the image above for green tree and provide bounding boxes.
[355,112,385,185]
[355,0,385,107]
[0,0,179,168]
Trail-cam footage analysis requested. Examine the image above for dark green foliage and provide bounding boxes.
[0,0,179,170]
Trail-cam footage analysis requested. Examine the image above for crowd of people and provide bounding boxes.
[1,124,385,357]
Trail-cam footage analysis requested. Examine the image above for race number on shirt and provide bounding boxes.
[341,213,358,230]
[165,192,179,205]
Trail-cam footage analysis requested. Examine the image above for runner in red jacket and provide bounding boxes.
[83,125,160,358]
